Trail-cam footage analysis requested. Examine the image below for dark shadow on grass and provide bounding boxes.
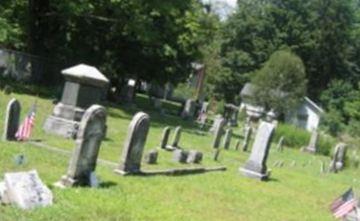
[266,177,280,182]
[99,181,118,188]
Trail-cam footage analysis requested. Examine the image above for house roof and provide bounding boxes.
[240,83,256,97]
[304,97,324,114]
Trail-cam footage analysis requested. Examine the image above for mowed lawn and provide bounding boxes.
[0,91,359,221]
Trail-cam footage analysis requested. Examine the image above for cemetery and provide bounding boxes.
[1,0,360,220]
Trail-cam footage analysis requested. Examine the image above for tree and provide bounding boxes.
[251,50,307,113]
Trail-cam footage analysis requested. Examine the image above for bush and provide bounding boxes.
[215,99,225,115]
[273,123,335,156]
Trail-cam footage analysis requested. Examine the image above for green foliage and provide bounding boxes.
[251,50,307,112]
[321,108,345,137]
[215,99,225,114]
[172,82,196,99]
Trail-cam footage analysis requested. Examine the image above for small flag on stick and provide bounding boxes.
[15,102,36,141]
[330,188,358,219]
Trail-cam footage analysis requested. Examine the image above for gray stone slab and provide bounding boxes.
[223,128,232,150]
[304,130,318,153]
[173,149,189,163]
[242,126,252,151]
[115,112,150,175]
[3,98,21,141]
[239,122,275,180]
[212,118,225,148]
[329,143,347,173]
[186,150,203,164]
[160,127,171,149]
[3,170,53,209]
[57,105,107,187]
[144,150,158,164]
[170,126,182,148]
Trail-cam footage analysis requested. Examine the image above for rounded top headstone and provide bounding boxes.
[61,64,109,87]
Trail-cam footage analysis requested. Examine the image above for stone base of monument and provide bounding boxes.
[113,169,141,176]
[43,116,79,139]
[239,167,269,181]
[54,175,78,188]
[301,146,316,154]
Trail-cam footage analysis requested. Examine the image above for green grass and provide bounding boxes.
[0,91,359,221]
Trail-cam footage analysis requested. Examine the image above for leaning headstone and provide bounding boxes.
[115,112,150,175]
[181,99,196,119]
[3,98,21,141]
[186,150,203,164]
[173,149,189,163]
[57,105,107,187]
[160,127,171,149]
[169,126,182,149]
[144,149,158,164]
[212,118,225,149]
[242,126,252,151]
[2,170,53,209]
[304,130,318,153]
[209,115,224,133]
[223,128,232,150]
[276,136,285,152]
[239,122,275,180]
[329,143,347,173]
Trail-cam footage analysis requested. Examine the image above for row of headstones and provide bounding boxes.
[159,126,203,164]
[211,116,252,151]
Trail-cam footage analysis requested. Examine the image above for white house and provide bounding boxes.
[239,83,324,131]
[285,97,324,131]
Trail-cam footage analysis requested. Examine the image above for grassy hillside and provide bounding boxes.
[0,91,358,221]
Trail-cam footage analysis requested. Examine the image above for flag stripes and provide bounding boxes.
[15,103,36,141]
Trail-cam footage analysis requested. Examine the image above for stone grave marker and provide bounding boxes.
[115,112,150,175]
[181,99,196,119]
[212,118,225,149]
[223,128,232,150]
[242,125,252,151]
[213,149,221,161]
[43,64,109,138]
[209,115,224,133]
[160,127,171,149]
[57,105,107,187]
[169,126,182,149]
[144,149,158,164]
[276,136,285,152]
[2,170,53,209]
[173,149,189,163]
[239,122,275,180]
[186,150,203,164]
[3,98,21,141]
[329,143,347,173]
[304,130,318,153]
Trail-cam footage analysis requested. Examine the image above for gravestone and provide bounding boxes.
[43,64,109,138]
[213,149,221,161]
[115,112,150,175]
[186,150,203,164]
[276,136,285,152]
[329,143,347,173]
[122,78,136,103]
[2,170,53,209]
[304,130,318,153]
[239,122,275,180]
[209,115,224,133]
[212,118,225,149]
[160,127,171,149]
[3,98,21,141]
[181,99,196,119]
[235,140,241,150]
[57,105,107,187]
[170,126,182,148]
[223,128,232,150]
[144,150,158,164]
[224,103,239,126]
[242,126,252,151]
[172,149,189,163]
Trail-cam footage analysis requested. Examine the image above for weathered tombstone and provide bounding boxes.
[239,122,275,180]
[172,149,189,163]
[57,105,107,187]
[212,118,225,149]
[223,128,232,150]
[123,78,136,103]
[209,114,224,133]
[304,130,318,153]
[242,126,252,151]
[181,99,196,119]
[153,98,162,109]
[224,103,239,126]
[160,127,171,149]
[186,150,203,164]
[144,149,158,164]
[3,98,21,141]
[276,136,285,152]
[2,170,53,209]
[43,64,109,138]
[114,112,150,175]
[170,126,182,148]
[329,143,347,173]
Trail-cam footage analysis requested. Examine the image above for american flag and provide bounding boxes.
[15,102,36,141]
[330,188,358,219]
